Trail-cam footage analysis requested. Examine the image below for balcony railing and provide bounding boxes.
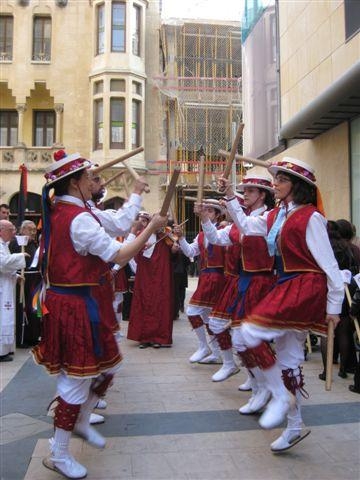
[0,146,57,168]
[32,51,51,62]
[0,51,12,61]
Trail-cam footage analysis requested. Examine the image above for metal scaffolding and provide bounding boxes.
[153,19,244,231]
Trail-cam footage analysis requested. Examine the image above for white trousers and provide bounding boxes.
[186,304,212,324]
[57,365,121,404]
[232,323,307,370]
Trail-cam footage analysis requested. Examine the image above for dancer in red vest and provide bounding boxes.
[200,176,275,394]
[32,151,167,479]
[219,157,344,452]
[87,170,147,337]
[174,199,225,364]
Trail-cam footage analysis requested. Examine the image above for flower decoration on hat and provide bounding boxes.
[268,157,316,186]
[273,161,316,182]
[44,150,92,185]
[237,175,274,192]
[53,149,67,161]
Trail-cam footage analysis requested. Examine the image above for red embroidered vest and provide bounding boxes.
[198,230,225,270]
[229,222,273,272]
[225,224,241,275]
[48,201,107,286]
[267,204,323,273]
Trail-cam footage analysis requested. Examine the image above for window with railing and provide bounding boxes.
[131,4,141,56]
[110,98,125,149]
[96,3,105,55]
[94,99,103,150]
[0,110,18,146]
[112,2,126,52]
[32,16,51,61]
[0,15,13,61]
[34,111,55,146]
[131,99,141,149]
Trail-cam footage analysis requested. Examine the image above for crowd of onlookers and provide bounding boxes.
[0,204,42,361]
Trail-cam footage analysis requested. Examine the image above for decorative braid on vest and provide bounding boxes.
[244,342,276,370]
[216,329,232,350]
[282,367,309,398]
[205,324,214,336]
[188,315,204,329]
[54,397,81,431]
[91,373,114,397]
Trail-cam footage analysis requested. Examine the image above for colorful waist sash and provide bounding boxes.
[49,285,102,357]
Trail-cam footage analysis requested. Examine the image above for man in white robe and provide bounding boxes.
[0,220,27,361]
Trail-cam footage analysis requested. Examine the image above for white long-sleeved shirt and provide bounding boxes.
[201,206,267,247]
[57,195,122,263]
[225,198,344,314]
[87,192,142,237]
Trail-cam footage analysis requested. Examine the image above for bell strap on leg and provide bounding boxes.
[238,342,276,369]
[282,366,309,399]
[215,329,233,351]
[188,315,204,329]
[54,397,81,431]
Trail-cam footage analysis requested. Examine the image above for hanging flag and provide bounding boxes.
[17,163,28,227]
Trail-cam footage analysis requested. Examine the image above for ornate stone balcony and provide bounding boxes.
[0,146,58,171]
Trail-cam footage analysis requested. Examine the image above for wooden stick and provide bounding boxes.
[121,159,150,193]
[102,169,126,187]
[306,333,312,355]
[197,154,205,203]
[235,153,272,168]
[223,123,244,179]
[92,147,144,174]
[160,166,181,216]
[345,284,360,345]
[170,204,178,224]
[353,317,360,345]
[184,196,197,202]
[217,123,244,193]
[218,150,271,169]
[325,321,334,391]
[122,172,130,197]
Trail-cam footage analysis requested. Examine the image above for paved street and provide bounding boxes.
[1,277,359,480]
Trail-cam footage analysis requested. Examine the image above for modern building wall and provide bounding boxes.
[271,122,351,220]
[242,0,359,227]
[277,0,359,224]
[279,0,359,124]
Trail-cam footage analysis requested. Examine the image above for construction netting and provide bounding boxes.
[153,20,245,234]
[155,21,243,173]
